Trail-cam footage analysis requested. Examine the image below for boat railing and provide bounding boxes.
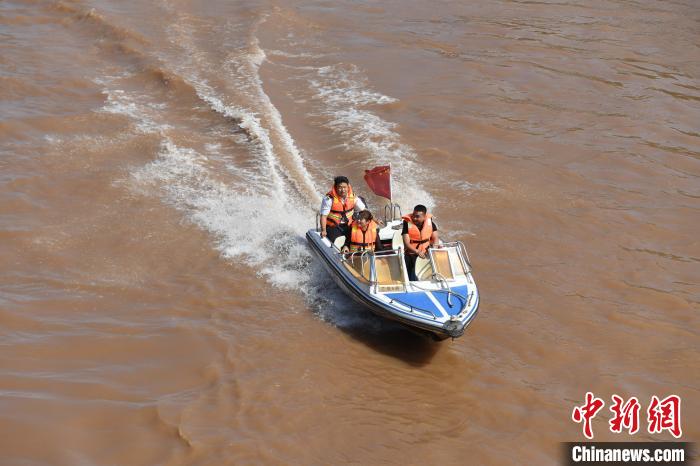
[336,241,472,286]
[384,293,441,320]
[359,249,373,282]
[440,241,473,273]
[341,247,408,291]
[432,272,453,307]
[342,242,473,286]
[383,202,402,224]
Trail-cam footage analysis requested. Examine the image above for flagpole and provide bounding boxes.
[389,164,392,205]
[389,165,395,221]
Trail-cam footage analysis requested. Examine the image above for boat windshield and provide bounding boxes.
[415,245,468,281]
[343,253,372,283]
[340,243,470,290]
[373,253,405,286]
[432,248,456,279]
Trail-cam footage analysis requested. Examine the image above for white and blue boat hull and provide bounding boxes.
[306,228,480,340]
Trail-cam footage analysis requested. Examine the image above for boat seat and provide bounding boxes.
[333,235,346,250]
[390,229,427,281]
[391,229,403,250]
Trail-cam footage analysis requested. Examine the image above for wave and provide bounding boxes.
[51,1,149,46]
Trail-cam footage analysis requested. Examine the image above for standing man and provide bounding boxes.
[320,176,367,242]
[402,204,439,281]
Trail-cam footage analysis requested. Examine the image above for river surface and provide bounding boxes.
[1,0,699,464]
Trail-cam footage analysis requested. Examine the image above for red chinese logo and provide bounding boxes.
[573,393,683,439]
[647,395,682,438]
[609,394,640,434]
[572,392,605,439]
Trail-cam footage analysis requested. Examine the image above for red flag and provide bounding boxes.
[364,165,392,200]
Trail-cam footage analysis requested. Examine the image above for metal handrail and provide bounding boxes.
[341,249,375,283]
[360,249,372,282]
[385,295,440,319]
[409,280,467,310]
[383,202,402,224]
[458,241,472,269]
[432,272,453,307]
[440,241,473,272]
[370,248,408,294]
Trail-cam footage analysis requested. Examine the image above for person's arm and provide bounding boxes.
[430,230,439,248]
[401,221,425,257]
[355,196,367,212]
[341,228,352,253]
[430,221,439,248]
[402,234,425,257]
[319,197,331,237]
[320,215,328,238]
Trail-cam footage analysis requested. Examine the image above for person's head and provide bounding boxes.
[411,204,427,224]
[356,210,373,230]
[333,176,350,197]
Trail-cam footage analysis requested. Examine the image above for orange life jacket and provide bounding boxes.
[325,185,356,227]
[348,220,378,252]
[402,214,434,253]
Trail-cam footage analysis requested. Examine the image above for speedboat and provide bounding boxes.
[306,204,480,340]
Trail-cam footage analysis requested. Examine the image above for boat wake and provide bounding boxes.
[80,3,439,330]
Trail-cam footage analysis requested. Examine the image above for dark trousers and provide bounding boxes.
[404,253,418,281]
[327,223,349,243]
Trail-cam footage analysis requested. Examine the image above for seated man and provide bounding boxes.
[319,176,366,242]
[401,204,439,281]
[341,210,384,254]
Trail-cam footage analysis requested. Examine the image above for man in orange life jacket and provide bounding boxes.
[402,204,439,281]
[319,176,367,242]
[341,210,384,254]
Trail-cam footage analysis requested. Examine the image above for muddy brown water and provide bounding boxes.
[1,0,698,464]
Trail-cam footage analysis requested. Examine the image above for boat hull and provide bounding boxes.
[306,229,480,339]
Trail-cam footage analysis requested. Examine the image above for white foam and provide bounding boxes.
[94,82,314,292]
[450,180,500,195]
[315,64,397,106]
[266,49,325,59]
[99,87,171,134]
